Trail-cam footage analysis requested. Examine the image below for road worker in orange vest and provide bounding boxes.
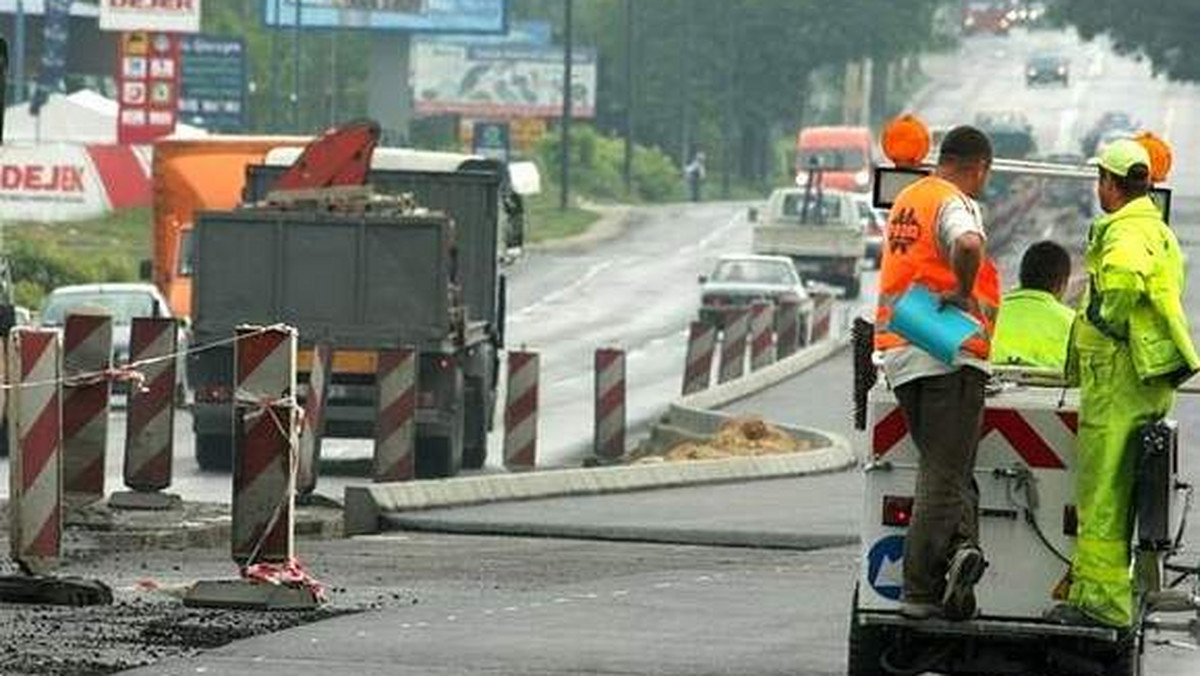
[875,126,1001,622]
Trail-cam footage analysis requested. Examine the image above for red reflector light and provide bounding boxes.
[882,495,914,528]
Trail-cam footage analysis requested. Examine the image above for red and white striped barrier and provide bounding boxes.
[594,348,626,461]
[775,300,801,359]
[232,325,298,567]
[749,301,776,372]
[503,350,539,471]
[718,309,749,384]
[61,313,112,508]
[7,329,62,574]
[373,348,417,483]
[681,321,716,395]
[297,342,333,496]
[122,318,178,495]
[809,292,835,344]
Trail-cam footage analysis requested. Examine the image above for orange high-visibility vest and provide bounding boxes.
[875,175,1001,359]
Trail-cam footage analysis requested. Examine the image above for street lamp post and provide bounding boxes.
[270,0,281,131]
[622,0,634,195]
[559,0,574,211]
[293,0,302,130]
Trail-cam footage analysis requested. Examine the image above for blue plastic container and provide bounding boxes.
[890,285,982,365]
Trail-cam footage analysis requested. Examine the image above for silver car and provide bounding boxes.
[698,255,813,329]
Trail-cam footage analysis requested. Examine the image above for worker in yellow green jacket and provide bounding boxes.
[991,241,1076,370]
[1046,139,1200,628]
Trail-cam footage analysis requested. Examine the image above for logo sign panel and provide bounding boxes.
[117,31,181,144]
[100,0,202,33]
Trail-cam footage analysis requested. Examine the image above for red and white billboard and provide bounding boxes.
[99,0,202,33]
[0,144,151,223]
[117,31,181,145]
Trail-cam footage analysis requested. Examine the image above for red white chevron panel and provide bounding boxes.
[62,313,113,507]
[594,348,626,461]
[504,350,539,471]
[774,300,801,359]
[682,321,716,396]
[373,348,417,483]
[749,301,776,372]
[297,342,333,496]
[123,318,177,493]
[719,309,749,384]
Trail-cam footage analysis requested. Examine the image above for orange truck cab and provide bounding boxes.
[795,126,875,193]
[151,135,310,319]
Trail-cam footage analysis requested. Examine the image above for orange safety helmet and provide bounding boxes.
[882,114,931,168]
[1135,131,1173,183]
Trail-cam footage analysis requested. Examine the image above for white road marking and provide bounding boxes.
[508,260,616,323]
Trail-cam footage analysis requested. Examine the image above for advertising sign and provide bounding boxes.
[0,144,151,223]
[179,35,245,132]
[99,0,202,33]
[32,0,71,114]
[261,0,506,34]
[117,31,181,144]
[413,43,596,119]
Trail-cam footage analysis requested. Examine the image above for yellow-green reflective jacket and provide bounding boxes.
[991,288,1075,370]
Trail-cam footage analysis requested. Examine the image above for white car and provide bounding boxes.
[698,254,814,328]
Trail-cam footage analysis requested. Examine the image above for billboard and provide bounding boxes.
[99,0,202,33]
[413,43,596,119]
[179,35,246,132]
[0,144,152,223]
[31,0,71,115]
[117,31,181,144]
[261,0,506,34]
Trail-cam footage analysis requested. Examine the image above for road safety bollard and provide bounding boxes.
[810,292,835,344]
[503,350,539,471]
[718,309,749,384]
[8,329,62,574]
[593,348,626,462]
[111,318,180,511]
[297,342,333,497]
[62,313,112,509]
[373,347,417,483]
[681,322,716,396]
[231,325,298,567]
[749,301,776,372]
[775,300,801,359]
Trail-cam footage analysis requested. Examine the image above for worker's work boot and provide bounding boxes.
[899,601,941,621]
[943,547,987,621]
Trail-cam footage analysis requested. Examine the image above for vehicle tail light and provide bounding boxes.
[195,384,231,404]
[882,495,914,528]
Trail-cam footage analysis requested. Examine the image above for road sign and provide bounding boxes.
[117,31,180,144]
[179,35,245,132]
[472,121,510,162]
[866,535,905,601]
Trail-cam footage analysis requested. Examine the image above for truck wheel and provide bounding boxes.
[195,433,233,472]
[847,585,888,676]
[462,378,488,470]
[417,408,465,479]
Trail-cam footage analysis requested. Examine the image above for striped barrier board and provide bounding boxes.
[593,348,626,461]
[297,342,333,496]
[810,292,835,344]
[718,309,749,384]
[231,325,298,567]
[61,313,112,509]
[122,318,177,494]
[775,300,801,359]
[504,351,539,471]
[7,329,62,574]
[373,348,417,483]
[681,322,716,396]
[749,301,776,372]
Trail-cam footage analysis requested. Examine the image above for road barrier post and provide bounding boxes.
[62,313,112,510]
[718,309,749,383]
[681,321,715,396]
[775,300,801,359]
[749,301,776,372]
[297,342,333,497]
[593,347,626,462]
[111,318,180,511]
[373,347,417,483]
[810,292,835,344]
[504,350,539,471]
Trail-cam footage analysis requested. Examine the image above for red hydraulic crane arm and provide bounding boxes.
[270,119,381,191]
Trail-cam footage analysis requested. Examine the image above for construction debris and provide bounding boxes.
[661,417,812,462]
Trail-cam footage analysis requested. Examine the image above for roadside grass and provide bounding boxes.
[526,191,600,243]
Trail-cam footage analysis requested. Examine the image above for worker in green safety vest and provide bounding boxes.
[1045,139,1200,628]
[991,241,1076,370]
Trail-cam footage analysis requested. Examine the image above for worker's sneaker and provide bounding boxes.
[899,601,942,621]
[942,547,987,621]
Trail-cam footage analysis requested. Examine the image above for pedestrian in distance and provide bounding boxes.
[874,125,1000,622]
[990,240,1076,370]
[685,151,706,202]
[1045,139,1199,628]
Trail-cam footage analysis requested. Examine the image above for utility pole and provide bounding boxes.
[328,31,338,126]
[622,0,634,195]
[13,0,24,104]
[270,0,281,131]
[293,0,302,131]
[559,0,574,211]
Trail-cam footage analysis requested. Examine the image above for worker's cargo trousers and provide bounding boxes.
[1071,341,1173,627]
[894,368,986,604]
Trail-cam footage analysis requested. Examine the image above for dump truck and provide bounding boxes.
[187,122,506,477]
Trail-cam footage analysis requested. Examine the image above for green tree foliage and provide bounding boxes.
[1048,0,1200,81]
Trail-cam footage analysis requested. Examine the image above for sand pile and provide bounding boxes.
[662,417,812,462]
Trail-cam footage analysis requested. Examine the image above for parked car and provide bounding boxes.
[39,283,186,397]
[698,255,813,329]
[1025,52,1069,86]
[854,195,885,269]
